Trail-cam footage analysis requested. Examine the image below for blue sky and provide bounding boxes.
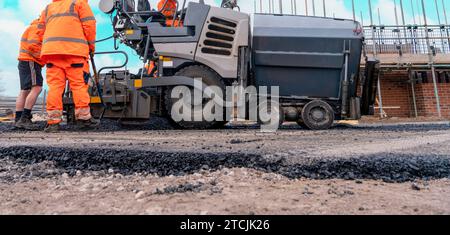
[0,0,448,96]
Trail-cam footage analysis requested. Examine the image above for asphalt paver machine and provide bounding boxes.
[63,0,380,130]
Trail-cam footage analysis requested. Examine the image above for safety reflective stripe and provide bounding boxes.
[37,24,45,29]
[46,12,78,23]
[44,5,49,20]
[45,0,79,25]
[44,37,88,45]
[75,107,92,121]
[163,6,177,12]
[21,38,40,44]
[70,0,76,13]
[88,40,96,45]
[48,110,62,116]
[20,49,40,58]
[47,110,63,123]
[29,62,37,86]
[80,16,96,22]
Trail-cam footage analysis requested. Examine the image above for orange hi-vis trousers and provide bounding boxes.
[45,55,92,125]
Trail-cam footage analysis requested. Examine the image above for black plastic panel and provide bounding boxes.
[251,14,363,99]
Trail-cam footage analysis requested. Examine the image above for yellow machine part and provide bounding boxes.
[90,96,102,104]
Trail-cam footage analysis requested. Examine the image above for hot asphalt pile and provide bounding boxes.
[1,145,449,183]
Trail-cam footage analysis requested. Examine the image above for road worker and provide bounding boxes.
[37,0,98,132]
[158,0,182,27]
[140,0,180,78]
[14,20,44,130]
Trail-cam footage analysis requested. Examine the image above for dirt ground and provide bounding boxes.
[1,169,449,215]
[1,120,450,215]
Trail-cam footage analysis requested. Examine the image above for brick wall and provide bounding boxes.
[414,83,450,118]
[374,70,450,119]
[374,72,412,118]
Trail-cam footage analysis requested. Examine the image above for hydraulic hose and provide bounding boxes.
[95,35,114,43]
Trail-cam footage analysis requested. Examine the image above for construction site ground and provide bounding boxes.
[0,118,450,215]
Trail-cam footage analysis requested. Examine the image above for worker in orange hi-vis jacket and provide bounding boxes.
[142,0,181,78]
[15,19,45,131]
[158,0,182,27]
[37,0,99,133]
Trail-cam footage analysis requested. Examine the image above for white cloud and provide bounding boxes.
[0,70,21,96]
[0,8,27,96]
[94,54,124,69]
[0,17,26,57]
[18,0,51,20]
[371,0,438,25]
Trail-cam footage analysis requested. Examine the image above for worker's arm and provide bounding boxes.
[77,0,97,54]
[35,9,47,43]
[28,25,42,56]
[20,27,30,45]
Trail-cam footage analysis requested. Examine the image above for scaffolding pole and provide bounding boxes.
[435,0,447,53]
[268,0,272,13]
[443,0,449,25]
[408,69,419,118]
[417,0,423,25]
[394,0,403,57]
[377,8,382,25]
[305,0,308,16]
[399,0,408,46]
[279,0,283,14]
[421,0,442,118]
[368,0,385,118]
[312,0,316,16]
[291,0,295,14]
[360,11,364,26]
[434,0,441,24]
[294,0,297,15]
[443,0,450,53]
[352,0,356,21]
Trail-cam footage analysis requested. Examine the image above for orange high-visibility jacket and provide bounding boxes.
[37,0,96,59]
[158,0,177,18]
[18,20,44,65]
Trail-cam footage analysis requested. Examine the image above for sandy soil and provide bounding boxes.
[1,168,449,215]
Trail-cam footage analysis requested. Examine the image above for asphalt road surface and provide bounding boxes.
[0,120,449,214]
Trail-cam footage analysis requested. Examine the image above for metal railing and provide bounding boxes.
[363,25,450,55]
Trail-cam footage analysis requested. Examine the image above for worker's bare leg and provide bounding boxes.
[15,90,30,122]
[24,86,42,111]
[15,86,42,130]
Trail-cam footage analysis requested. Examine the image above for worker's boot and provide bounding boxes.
[76,118,100,129]
[15,116,39,131]
[44,124,60,133]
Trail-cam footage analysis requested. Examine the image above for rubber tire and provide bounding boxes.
[296,119,309,129]
[300,100,335,130]
[164,65,227,130]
